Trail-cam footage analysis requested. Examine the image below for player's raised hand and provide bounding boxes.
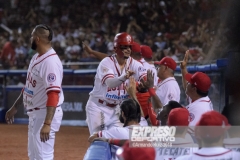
[126,77,137,98]
[82,41,93,54]
[180,50,189,69]
[5,106,17,124]
[124,70,135,79]
[140,70,154,89]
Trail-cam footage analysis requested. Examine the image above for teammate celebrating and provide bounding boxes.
[180,51,213,126]
[85,32,147,135]
[5,24,64,160]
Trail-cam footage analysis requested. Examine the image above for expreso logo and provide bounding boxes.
[131,126,176,142]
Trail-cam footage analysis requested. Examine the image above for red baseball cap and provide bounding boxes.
[195,111,230,138]
[185,72,211,92]
[140,45,153,59]
[117,141,155,160]
[154,57,177,70]
[168,108,190,126]
[131,42,141,53]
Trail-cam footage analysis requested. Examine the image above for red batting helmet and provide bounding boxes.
[114,32,133,47]
[114,32,133,58]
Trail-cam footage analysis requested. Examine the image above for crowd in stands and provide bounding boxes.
[0,0,229,69]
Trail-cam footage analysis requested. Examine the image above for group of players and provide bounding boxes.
[3,24,240,160]
[86,32,240,159]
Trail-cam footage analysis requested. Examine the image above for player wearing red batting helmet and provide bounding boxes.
[85,32,147,135]
[113,32,134,59]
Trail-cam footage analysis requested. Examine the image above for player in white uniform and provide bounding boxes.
[5,24,64,160]
[155,108,198,160]
[176,111,240,160]
[180,51,213,127]
[85,32,147,135]
[222,102,240,152]
[154,57,181,107]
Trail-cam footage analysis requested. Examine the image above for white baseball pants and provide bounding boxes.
[27,107,63,160]
[86,96,123,135]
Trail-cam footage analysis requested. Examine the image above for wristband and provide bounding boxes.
[44,122,51,126]
[148,88,156,96]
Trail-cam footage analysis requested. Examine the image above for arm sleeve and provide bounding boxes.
[46,90,60,107]
[105,74,127,88]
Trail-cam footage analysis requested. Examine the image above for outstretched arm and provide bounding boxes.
[82,41,108,61]
[5,88,23,124]
[126,77,144,117]
[180,50,189,91]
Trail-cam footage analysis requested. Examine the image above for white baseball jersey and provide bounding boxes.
[186,96,213,126]
[156,77,181,106]
[89,54,147,104]
[224,138,240,152]
[98,125,140,139]
[139,58,158,86]
[155,136,198,160]
[23,48,64,110]
[176,147,240,160]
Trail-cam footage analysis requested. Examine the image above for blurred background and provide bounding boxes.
[0,0,239,125]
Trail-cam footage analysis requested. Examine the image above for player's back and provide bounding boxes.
[176,147,240,160]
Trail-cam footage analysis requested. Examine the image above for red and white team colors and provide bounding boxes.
[23,48,64,110]
[23,48,64,160]
[224,137,240,152]
[156,77,180,105]
[176,147,240,160]
[155,137,198,160]
[186,96,213,126]
[139,58,158,86]
[86,55,147,135]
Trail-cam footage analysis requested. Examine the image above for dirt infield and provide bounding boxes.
[0,124,90,160]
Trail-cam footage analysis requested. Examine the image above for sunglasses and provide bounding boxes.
[119,46,131,50]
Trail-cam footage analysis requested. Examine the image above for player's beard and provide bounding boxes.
[31,40,37,50]
[119,113,124,123]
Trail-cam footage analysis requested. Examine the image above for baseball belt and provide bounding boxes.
[98,99,117,108]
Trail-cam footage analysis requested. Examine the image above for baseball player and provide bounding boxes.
[222,102,240,152]
[155,108,198,160]
[176,111,240,160]
[88,98,143,141]
[5,24,64,160]
[85,32,147,135]
[180,51,213,126]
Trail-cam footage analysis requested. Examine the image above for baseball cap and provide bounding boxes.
[116,141,155,160]
[140,45,153,59]
[185,72,211,92]
[195,111,230,138]
[154,57,177,70]
[168,108,190,126]
[131,42,141,53]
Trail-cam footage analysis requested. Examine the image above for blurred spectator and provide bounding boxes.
[0,39,17,69]
[0,0,231,69]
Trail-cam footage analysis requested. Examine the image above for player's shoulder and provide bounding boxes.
[99,56,114,65]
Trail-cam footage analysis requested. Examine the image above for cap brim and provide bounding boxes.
[185,73,193,83]
[154,61,161,65]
